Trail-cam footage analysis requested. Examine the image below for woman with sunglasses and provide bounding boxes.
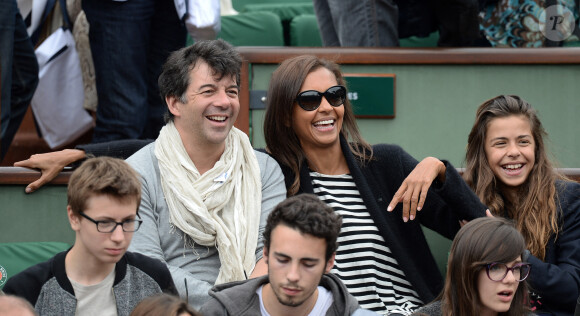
[263,55,488,315]
[463,95,580,315]
[413,217,532,316]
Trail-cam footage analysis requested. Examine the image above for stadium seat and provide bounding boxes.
[219,11,284,46]
[0,242,71,290]
[233,0,310,12]
[400,31,440,48]
[290,14,322,47]
[243,3,314,22]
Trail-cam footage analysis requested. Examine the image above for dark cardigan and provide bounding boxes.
[526,180,580,315]
[275,136,487,303]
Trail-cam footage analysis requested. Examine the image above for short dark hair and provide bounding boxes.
[158,39,242,122]
[67,157,141,216]
[263,194,342,261]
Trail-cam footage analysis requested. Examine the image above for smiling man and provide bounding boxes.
[124,39,286,309]
[9,39,286,309]
[3,157,177,315]
[200,194,376,316]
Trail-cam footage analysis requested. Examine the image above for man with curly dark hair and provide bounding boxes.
[200,194,377,316]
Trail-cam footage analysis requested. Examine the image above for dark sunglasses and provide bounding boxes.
[295,85,347,111]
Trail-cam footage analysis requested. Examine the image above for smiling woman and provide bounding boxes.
[463,95,580,314]
[263,55,489,315]
[484,115,535,190]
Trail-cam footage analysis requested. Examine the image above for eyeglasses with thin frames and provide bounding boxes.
[80,212,143,233]
[295,85,347,111]
[485,262,531,282]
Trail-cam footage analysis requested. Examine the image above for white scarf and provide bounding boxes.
[155,122,262,284]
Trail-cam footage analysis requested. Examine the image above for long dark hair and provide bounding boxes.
[263,55,372,195]
[464,95,560,259]
[441,217,530,315]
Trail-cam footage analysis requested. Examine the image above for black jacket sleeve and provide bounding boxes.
[527,181,580,314]
[77,139,153,160]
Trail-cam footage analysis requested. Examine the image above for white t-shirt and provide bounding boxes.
[257,284,333,316]
[69,269,117,316]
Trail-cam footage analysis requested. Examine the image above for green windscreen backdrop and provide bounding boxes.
[344,74,395,118]
[249,63,580,169]
[0,185,73,244]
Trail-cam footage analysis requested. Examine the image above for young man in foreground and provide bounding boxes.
[200,194,376,315]
[3,157,176,315]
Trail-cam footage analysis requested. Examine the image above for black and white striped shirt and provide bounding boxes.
[310,171,423,315]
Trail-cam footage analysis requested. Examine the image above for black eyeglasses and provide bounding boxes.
[485,262,531,282]
[80,212,143,233]
[295,85,346,111]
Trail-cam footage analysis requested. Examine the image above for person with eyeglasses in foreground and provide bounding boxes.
[262,55,488,314]
[412,217,533,316]
[200,194,378,316]
[3,157,177,315]
[463,95,580,315]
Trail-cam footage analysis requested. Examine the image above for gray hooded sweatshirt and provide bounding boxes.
[200,273,376,316]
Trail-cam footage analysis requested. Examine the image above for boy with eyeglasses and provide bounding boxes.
[3,157,177,315]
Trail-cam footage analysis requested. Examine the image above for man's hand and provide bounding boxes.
[14,149,86,193]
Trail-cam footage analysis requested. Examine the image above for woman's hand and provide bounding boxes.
[14,149,86,193]
[387,157,446,222]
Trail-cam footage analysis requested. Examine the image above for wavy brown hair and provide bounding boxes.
[264,55,372,195]
[441,217,529,316]
[464,95,560,259]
